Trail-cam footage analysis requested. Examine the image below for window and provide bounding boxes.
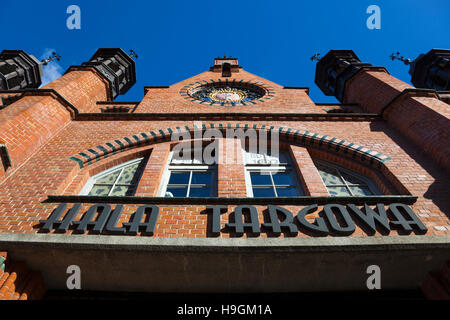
[314,160,381,196]
[80,158,145,196]
[244,150,304,197]
[160,147,217,198]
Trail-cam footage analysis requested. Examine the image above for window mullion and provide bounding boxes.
[336,167,354,196]
[269,171,278,197]
[186,170,193,197]
[109,167,125,196]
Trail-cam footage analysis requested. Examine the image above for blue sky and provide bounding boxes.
[1,0,449,102]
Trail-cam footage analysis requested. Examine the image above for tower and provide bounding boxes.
[0,48,137,181]
[409,49,450,91]
[314,50,372,102]
[0,50,43,90]
[315,49,450,173]
[80,48,136,99]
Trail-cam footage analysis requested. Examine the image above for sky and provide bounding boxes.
[1,0,449,103]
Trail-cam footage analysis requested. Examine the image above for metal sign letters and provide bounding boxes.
[40,203,427,236]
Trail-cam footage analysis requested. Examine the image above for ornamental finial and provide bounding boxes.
[41,51,61,66]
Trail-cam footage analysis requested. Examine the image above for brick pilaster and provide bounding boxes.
[289,145,329,196]
[134,143,170,197]
[217,138,247,197]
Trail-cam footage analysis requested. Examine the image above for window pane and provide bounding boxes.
[95,171,121,184]
[252,187,275,197]
[165,187,188,197]
[191,172,212,185]
[350,186,373,196]
[341,172,365,185]
[117,162,140,184]
[316,165,344,185]
[189,186,212,198]
[110,185,133,196]
[272,172,293,185]
[276,186,300,197]
[327,186,351,196]
[88,185,112,196]
[168,172,190,185]
[277,152,289,164]
[250,172,272,185]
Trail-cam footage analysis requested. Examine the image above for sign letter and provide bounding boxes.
[204,206,227,236]
[263,205,298,236]
[323,204,356,236]
[347,203,390,235]
[123,205,159,235]
[296,204,329,236]
[388,203,427,234]
[226,205,260,236]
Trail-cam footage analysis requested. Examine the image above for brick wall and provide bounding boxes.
[0,64,448,240]
[344,69,450,173]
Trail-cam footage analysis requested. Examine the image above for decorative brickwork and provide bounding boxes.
[68,123,392,170]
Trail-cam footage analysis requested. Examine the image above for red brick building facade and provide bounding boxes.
[0,48,448,300]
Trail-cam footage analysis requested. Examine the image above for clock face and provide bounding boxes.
[187,82,267,105]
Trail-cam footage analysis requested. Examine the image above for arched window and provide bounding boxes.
[313,159,381,196]
[80,158,146,196]
[243,149,304,197]
[159,146,217,198]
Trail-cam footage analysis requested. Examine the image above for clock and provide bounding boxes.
[182,80,274,105]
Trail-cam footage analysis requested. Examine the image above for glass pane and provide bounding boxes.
[276,186,300,197]
[191,172,212,185]
[165,187,188,197]
[95,170,121,184]
[88,185,112,196]
[252,187,275,197]
[277,152,289,164]
[117,162,140,184]
[327,186,351,196]
[350,186,374,196]
[272,172,294,185]
[110,185,133,196]
[341,172,365,185]
[316,163,344,185]
[189,186,212,198]
[168,172,190,185]
[250,172,272,185]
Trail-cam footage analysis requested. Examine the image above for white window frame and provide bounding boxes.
[158,149,217,198]
[314,159,382,196]
[79,158,144,196]
[243,150,304,197]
